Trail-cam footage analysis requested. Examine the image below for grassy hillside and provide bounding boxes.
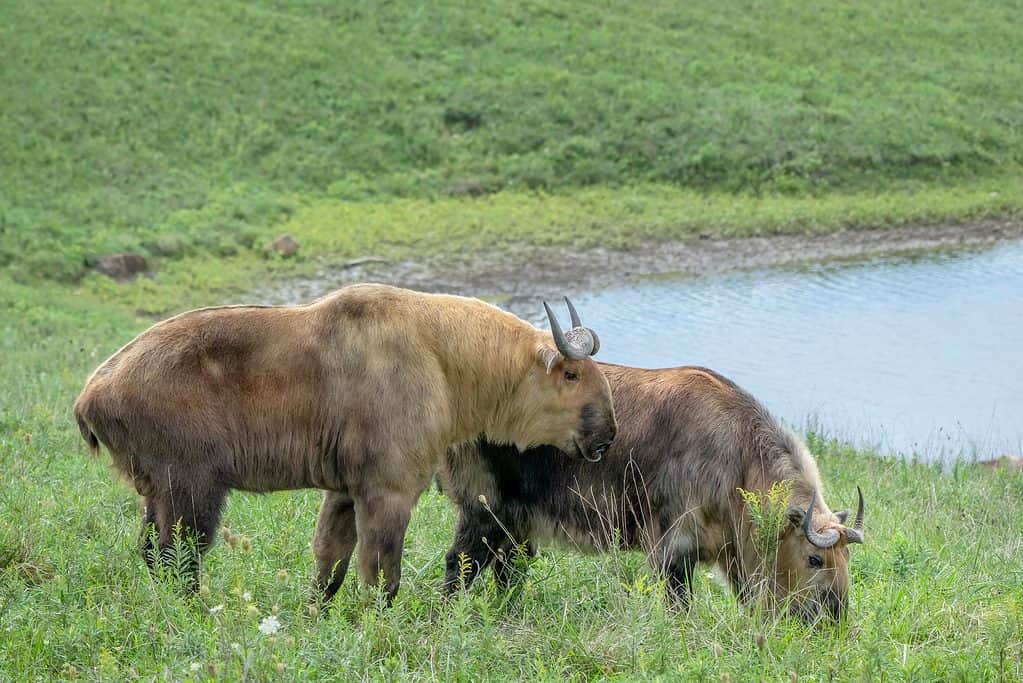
[3,0,1023,282]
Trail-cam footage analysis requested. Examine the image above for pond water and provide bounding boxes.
[525,241,1023,462]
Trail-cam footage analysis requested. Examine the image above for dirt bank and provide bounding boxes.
[263,217,1023,317]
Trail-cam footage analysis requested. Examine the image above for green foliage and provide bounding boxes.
[455,553,473,591]
[738,480,793,563]
[3,0,1023,282]
[47,176,1022,318]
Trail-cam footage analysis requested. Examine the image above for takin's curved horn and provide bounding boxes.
[562,297,601,354]
[587,328,600,355]
[565,296,583,328]
[844,486,865,544]
[802,489,841,549]
[563,297,602,355]
[544,299,596,360]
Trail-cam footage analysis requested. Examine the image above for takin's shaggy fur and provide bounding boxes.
[440,363,864,620]
[74,283,616,601]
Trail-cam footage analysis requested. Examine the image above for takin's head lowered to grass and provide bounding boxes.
[745,485,865,622]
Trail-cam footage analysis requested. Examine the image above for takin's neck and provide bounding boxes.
[740,424,825,508]
[419,298,544,446]
[728,434,830,579]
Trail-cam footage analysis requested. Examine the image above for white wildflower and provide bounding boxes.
[258,615,281,636]
[242,591,253,602]
[189,662,201,672]
[209,604,224,614]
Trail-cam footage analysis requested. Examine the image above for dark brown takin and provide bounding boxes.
[440,363,864,621]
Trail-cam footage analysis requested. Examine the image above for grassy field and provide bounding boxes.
[4,0,1023,679]
[1,288,1022,680]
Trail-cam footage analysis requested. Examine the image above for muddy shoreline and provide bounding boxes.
[265,217,1023,317]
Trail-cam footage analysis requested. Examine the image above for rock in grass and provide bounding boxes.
[978,455,1023,472]
[446,178,488,198]
[94,252,149,282]
[266,234,299,258]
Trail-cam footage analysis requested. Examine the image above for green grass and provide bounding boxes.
[2,278,1022,680]
[67,177,1023,317]
[4,0,1023,678]
[3,0,1023,282]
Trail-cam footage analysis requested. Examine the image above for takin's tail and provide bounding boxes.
[73,399,101,456]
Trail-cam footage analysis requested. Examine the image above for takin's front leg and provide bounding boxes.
[663,554,698,608]
[139,497,159,569]
[313,491,358,602]
[443,504,527,593]
[352,490,418,604]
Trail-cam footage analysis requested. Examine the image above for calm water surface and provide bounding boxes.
[534,241,1023,461]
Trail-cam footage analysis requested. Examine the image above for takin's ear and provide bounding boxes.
[786,505,806,530]
[536,344,560,375]
[835,509,850,524]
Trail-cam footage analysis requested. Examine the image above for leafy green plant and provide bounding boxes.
[738,480,794,562]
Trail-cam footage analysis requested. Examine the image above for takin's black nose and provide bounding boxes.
[821,590,846,620]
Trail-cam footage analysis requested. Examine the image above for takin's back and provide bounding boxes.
[443,363,820,552]
[73,285,456,493]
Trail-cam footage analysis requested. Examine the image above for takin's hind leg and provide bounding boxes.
[313,491,358,603]
[149,482,229,590]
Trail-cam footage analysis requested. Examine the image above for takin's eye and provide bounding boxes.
[808,554,824,569]
[563,370,579,382]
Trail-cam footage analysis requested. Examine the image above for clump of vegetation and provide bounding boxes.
[738,480,793,562]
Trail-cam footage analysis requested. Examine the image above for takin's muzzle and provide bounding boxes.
[574,402,617,462]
